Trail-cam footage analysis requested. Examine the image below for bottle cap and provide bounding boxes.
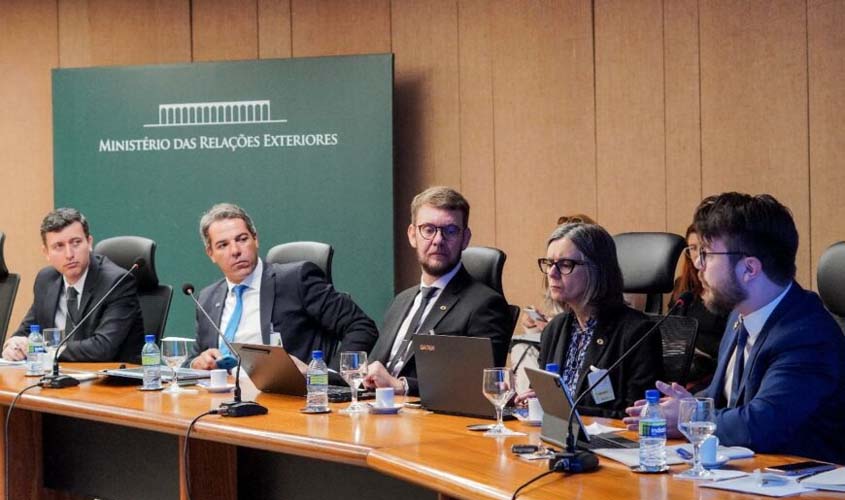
[312,350,323,360]
[645,389,660,402]
[145,334,156,343]
[544,363,560,373]
[30,324,41,333]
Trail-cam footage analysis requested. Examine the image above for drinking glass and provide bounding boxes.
[677,397,717,478]
[339,351,368,414]
[161,337,196,394]
[482,368,517,436]
[42,328,65,373]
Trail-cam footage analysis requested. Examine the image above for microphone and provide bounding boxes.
[182,283,267,417]
[553,291,695,473]
[41,258,146,389]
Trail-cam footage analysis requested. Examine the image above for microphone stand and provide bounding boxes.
[556,292,694,473]
[183,284,267,417]
[41,260,143,389]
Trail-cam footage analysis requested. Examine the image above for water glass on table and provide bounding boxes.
[676,397,716,479]
[482,367,518,436]
[42,328,65,372]
[161,337,197,394]
[340,351,368,414]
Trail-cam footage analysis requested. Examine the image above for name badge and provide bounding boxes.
[587,367,615,405]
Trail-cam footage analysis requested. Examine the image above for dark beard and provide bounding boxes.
[421,258,459,278]
[702,273,747,316]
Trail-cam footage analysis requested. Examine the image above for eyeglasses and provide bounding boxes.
[683,246,700,259]
[697,250,748,268]
[537,258,590,276]
[417,223,463,241]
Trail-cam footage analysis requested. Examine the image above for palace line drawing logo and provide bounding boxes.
[143,99,287,128]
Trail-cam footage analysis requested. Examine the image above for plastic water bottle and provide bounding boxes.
[306,350,329,412]
[141,334,162,390]
[26,324,45,376]
[638,389,667,471]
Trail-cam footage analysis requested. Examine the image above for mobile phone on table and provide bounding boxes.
[763,461,837,476]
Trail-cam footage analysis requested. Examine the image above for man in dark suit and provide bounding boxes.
[363,187,511,396]
[188,203,378,370]
[625,193,845,463]
[2,208,145,363]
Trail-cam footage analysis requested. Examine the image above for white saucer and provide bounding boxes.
[200,383,235,393]
[514,414,542,426]
[368,403,402,415]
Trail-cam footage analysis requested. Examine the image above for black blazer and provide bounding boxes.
[190,260,378,368]
[537,304,661,418]
[370,266,512,395]
[13,254,145,363]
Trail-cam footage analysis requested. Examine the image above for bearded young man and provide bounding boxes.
[363,187,511,396]
[624,192,845,464]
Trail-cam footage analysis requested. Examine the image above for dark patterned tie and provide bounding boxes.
[387,286,439,377]
[66,287,80,330]
[729,320,748,408]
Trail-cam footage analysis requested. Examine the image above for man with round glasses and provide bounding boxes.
[363,187,511,396]
[625,192,845,463]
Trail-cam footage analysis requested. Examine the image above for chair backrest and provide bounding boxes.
[461,246,506,296]
[817,241,845,333]
[649,314,699,386]
[0,232,20,343]
[266,241,334,284]
[613,232,685,314]
[94,236,173,339]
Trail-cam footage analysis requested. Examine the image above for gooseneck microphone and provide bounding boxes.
[555,291,695,473]
[41,258,146,389]
[182,283,267,417]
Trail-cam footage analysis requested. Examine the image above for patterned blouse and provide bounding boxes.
[562,316,597,396]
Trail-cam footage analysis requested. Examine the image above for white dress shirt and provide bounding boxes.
[220,260,263,346]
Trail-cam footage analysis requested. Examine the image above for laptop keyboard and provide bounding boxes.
[579,433,638,450]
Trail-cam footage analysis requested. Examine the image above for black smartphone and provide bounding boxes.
[764,461,837,476]
[511,444,539,454]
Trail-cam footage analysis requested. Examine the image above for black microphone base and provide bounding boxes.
[549,451,599,473]
[218,400,268,417]
[40,374,80,389]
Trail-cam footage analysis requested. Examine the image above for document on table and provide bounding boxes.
[799,467,845,492]
[593,444,754,468]
[700,475,815,497]
[0,359,25,366]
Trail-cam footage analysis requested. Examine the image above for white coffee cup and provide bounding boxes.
[375,387,394,408]
[527,397,543,421]
[700,435,719,463]
[209,369,228,387]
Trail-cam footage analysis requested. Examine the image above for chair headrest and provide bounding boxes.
[266,241,334,282]
[818,241,845,316]
[94,236,159,289]
[613,232,685,294]
[0,232,8,279]
[461,246,506,296]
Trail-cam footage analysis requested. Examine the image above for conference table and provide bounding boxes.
[0,363,840,500]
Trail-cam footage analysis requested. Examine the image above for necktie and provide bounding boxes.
[66,287,80,329]
[221,284,247,357]
[387,286,439,376]
[729,320,748,408]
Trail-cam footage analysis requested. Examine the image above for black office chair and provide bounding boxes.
[613,232,685,314]
[817,241,845,333]
[461,246,506,296]
[648,314,699,386]
[0,232,21,343]
[94,236,173,339]
[266,241,334,284]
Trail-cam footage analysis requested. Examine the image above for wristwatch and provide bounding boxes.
[398,376,409,396]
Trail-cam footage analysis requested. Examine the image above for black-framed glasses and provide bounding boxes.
[697,250,748,268]
[417,223,463,241]
[537,258,590,276]
[683,245,700,260]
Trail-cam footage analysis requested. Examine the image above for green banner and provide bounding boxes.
[53,54,394,338]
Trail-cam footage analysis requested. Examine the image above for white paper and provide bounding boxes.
[584,422,625,436]
[673,469,748,481]
[700,475,815,497]
[799,467,845,492]
[593,444,753,468]
[675,444,755,460]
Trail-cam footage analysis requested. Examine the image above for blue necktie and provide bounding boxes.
[729,320,748,408]
[221,284,247,357]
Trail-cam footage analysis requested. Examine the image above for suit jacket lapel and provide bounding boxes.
[576,317,610,398]
[709,313,740,407]
[259,261,274,345]
[418,267,470,334]
[77,254,101,315]
[43,274,63,328]
[371,290,417,365]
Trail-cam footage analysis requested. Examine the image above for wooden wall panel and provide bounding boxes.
[457,0,496,248]
[258,0,292,59]
[700,0,811,285]
[290,0,391,57]
[58,0,191,67]
[0,0,59,335]
[391,0,461,290]
[663,0,702,235]
[595,0,666,234]
[808,0,845,289]
[491,0,596,309]
[193,0,259,61]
